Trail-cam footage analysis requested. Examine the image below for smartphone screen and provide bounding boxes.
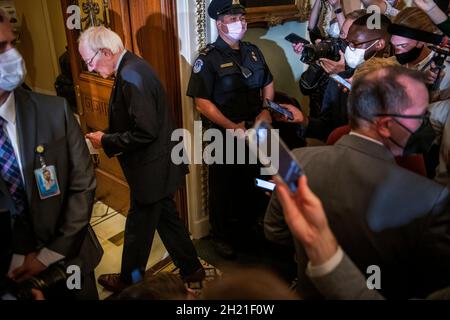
[255,178,276,191]
[265,100,294,121]
[249,121,303,193]
[330,74,352,91]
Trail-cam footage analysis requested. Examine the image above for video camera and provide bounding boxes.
[300,38,347,65]
[428,45,449,91]
[0,263,67,300]
[285,33,347,65]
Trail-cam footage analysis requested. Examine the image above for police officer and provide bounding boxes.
[187,0,275,259]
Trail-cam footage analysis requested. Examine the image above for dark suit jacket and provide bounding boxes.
[0,88,102,274]
[265,134,450,299]
[102,51,188,204]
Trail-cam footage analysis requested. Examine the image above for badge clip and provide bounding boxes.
[36,145,47,169]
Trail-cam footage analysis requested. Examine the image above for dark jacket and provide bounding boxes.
[1,88,102,275]
[265,135,450,299]
[102,52,188,205]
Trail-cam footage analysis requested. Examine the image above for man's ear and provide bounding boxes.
[376,117,392,138]
[376,38,386,51]
[101,48,114,58]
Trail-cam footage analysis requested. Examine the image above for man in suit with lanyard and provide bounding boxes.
[0,11,102,299]
[81,26,204,293]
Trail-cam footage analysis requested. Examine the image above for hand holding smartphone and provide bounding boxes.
[248,121,304,193]
[285,33,310,45]
[329,74,352,91]
[264,99,294,121]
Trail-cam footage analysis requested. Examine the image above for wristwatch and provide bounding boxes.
[334,7,343,14]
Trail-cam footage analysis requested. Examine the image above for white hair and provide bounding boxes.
[78,26,124,54]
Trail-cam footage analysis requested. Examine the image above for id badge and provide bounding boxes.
[34,165,61,199]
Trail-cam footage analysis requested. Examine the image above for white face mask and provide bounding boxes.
[344,39,379,69]
[0,48,26,91]
[327,22,340,39]
[226,21,245,41]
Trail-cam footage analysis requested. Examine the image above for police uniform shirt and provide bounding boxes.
[187,36,273,124]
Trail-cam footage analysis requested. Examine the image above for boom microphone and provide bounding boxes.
[388,24,450,48]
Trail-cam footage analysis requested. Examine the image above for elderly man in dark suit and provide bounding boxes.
[80,26,204,293]
[0,13,102,299]
[265,66,450,299]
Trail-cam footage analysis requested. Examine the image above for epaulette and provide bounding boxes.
[199,44,216,56]
[241,41,254,48]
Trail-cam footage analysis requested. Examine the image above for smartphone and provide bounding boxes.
[329,74,352,91]
[264,99,294,121]
[248,121,304,193]
[285,33,310,45]
[255,178,276,191]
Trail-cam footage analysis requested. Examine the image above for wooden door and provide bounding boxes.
[61,0,188,222]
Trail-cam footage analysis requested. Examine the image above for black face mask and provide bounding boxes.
[395,46,423,65]
[390,114,436,156]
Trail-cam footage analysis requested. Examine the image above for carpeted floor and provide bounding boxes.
[193,233,297,286]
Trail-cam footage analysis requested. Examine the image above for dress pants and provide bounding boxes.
[120,195,201,284]
[208,134,269,243]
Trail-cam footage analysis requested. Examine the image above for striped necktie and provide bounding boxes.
[0,116,27,217]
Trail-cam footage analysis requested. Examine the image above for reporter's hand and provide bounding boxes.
[327,0,342,9]
[278,104,307,126]
[414,0,437,11]
[319,50,345,74]
[10,253,47,282]
[424,62,442,85]
[275,175,338,266]
[293,42,305,55]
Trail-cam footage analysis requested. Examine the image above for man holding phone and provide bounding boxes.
[265,66,450,299]
[187,0,274,259]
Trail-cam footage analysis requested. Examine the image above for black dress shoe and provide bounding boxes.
[98,273,128,293]
[181,267,206,283]
[212,239,236,259]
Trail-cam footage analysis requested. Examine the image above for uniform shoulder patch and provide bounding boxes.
[193,59,204,74]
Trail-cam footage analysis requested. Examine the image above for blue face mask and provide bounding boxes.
[0,48,26,91]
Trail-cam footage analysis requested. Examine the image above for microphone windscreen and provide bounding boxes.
[388,24,444,46]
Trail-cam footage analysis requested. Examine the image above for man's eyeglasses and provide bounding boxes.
[347,38,379,50]
[85,50,100,67]
[374,111,430,121]
[375,110,430,134]
[374,111,430,132]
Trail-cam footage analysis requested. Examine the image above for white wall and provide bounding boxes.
[177,0,212,239]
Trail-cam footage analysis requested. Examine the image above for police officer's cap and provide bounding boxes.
[208,0,247,20]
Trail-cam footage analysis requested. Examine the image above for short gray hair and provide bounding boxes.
[78,26,124,54]
[348,66,427,129]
